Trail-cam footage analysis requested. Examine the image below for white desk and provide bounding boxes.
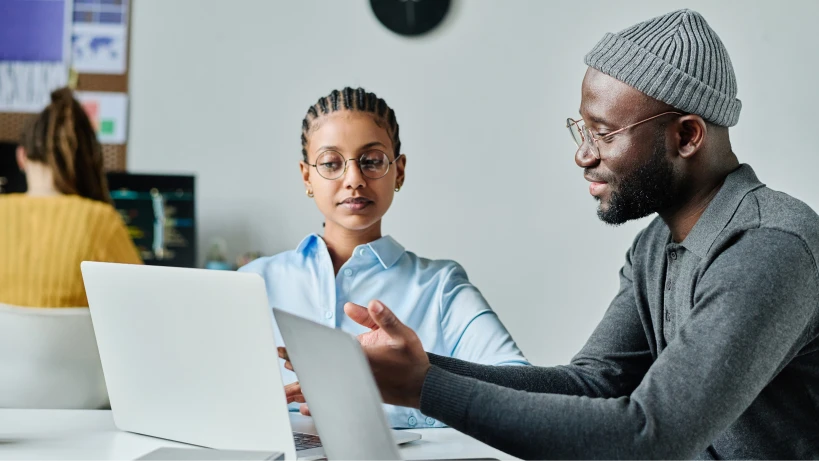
[0,410,515,460]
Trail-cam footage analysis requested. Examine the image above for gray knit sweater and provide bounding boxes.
[419,165,819,459]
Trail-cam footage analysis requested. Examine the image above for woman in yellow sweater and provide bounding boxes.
[0,88,141,308]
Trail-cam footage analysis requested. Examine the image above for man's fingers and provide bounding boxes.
[344,302,378,330]
[368,300,408,337]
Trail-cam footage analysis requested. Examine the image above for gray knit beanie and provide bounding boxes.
[584,9,741,127]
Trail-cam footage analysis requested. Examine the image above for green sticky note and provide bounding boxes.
[100,120,115,135]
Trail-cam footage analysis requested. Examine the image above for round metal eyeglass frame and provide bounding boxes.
[306,152,404,180]
[567,111,683,159]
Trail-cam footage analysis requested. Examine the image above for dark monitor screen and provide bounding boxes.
[0,142,27,194]
[107,173,196,268]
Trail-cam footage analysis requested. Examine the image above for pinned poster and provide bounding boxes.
[75,91,128,143]
[71,0,129,74]
[0,63,69,112]
[0,0,72,112]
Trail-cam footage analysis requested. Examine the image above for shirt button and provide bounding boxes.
[324,311,333,319]
[666,281,671,290]
[358,249,366,256]
[665,310,672,322]
[408,416,417,427]
[670,251,677,260]
[425,417,435,426]
[343,268,353,277]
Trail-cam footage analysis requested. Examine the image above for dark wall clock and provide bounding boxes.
[370,0,452,37]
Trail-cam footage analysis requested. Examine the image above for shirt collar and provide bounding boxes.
[679,164,765,258]
[296,233,320,254]
[296,233,405,269]
[366,235,405,269]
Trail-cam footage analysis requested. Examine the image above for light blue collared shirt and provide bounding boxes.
[239,233,528,428]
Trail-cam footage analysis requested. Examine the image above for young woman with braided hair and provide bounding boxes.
[240,87,527,428]
[0,88,141,308]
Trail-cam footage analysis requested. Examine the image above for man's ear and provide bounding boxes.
[676,115,707,159]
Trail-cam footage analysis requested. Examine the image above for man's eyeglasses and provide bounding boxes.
[306,151,403,180]
[566,111,682,160]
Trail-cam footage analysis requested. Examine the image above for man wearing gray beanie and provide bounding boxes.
[283,9,819,459]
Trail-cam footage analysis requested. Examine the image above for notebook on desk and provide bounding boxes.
[137,448,284,460]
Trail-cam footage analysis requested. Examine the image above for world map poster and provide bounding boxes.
[71,0,129,74]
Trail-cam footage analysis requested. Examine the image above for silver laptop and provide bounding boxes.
[272,311,501,461]
[273,308,404,460]
[80,262,420,460]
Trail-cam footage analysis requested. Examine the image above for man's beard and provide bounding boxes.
[596,132,678,225]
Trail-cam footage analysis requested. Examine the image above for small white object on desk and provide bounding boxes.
[0,410,516,460]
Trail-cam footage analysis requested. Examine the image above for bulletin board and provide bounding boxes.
[0,0,131,172]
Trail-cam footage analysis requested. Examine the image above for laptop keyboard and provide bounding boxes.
[293,431,323,450]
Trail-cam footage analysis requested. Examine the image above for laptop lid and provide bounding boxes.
[81,262,298,460]
[272,308,402,461]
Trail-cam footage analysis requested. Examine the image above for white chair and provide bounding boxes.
[0,303,109,409]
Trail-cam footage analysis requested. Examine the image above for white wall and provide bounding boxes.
[128,0,819,366]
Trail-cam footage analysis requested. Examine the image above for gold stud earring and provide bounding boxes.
[306,189,314,198]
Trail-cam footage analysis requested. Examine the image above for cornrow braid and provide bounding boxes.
[300,87,401,162]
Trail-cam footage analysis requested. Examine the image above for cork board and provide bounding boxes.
[0,0,131,172]
[0,112,34,144]
[0,112,126,172]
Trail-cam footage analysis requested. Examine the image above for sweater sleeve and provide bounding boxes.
[419,229,819,459]
[427,238,653,398]
[93,206,142,264]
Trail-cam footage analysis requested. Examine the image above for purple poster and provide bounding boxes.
[0,0,67,62]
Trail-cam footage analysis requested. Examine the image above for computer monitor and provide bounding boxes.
[106,173,196,268]
[0,142,27,194]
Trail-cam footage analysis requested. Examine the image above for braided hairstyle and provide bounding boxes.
[20,87,111,204]
[301,87,401,162]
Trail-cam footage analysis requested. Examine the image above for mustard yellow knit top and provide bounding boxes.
[0,194,142,307]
